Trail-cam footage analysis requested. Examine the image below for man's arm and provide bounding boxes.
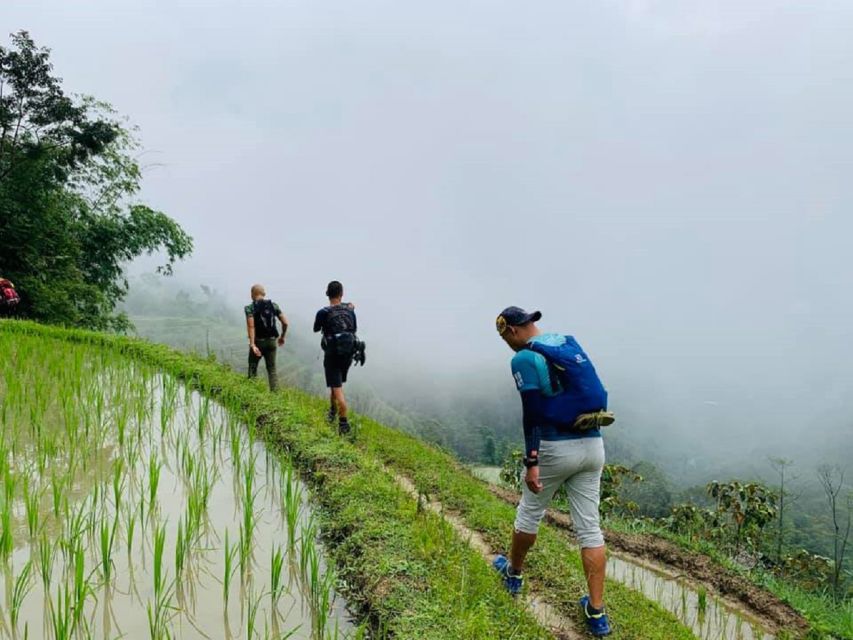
[277,311,289,345]
[511,351,544,460]
[520,391,547,459]
[246,315,260,356]
[313,309,324,333]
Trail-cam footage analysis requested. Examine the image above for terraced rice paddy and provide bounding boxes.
[0,334,351,639]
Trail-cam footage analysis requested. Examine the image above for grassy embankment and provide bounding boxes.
[2,320,697,639]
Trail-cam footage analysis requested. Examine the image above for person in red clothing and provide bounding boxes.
[0,278,20,314]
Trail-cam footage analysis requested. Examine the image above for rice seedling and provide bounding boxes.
[238,523,252,581]
[112,457,125,513]
[270,545,285,608]
[148,453,162,514]
[50,472,66,520]
[10,560,34,633]
[62,500,89,565]
[71,538,93,633]
[153,521,167,600]
[146,582,176,640]
[175,517,188,579]
[299,518,317,580]
[0,493,15,563]
[37,532,56,590]
[22,477,42,539]
[115,401,129,448]
[246,585,262,640]
[49,583,73,640]
[282,465,301,552]
[222,529,238,606]
[99,512,119,583]
[229,421,242,471]
[697,586,707,615]
[197,395,210,440]
[0,464,17,563]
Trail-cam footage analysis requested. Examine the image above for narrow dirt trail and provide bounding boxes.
[393,473,585,640]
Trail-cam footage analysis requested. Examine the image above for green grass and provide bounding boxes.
[755,572,853,639]
[349,414,695,639]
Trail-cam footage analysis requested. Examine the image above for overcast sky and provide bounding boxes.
[4,0,852,463]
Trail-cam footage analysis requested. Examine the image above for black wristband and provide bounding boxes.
[523,456,539,469]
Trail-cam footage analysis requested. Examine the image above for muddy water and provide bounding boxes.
[470,466,775,640]
[1,375,352,639]
[608,554,772,640]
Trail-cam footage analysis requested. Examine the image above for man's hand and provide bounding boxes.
[525,465,543,494]
[277,336,286,347]
[251,344,261,357]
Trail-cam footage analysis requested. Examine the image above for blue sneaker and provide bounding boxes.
[492,555,523,596]
[580,595,611,637]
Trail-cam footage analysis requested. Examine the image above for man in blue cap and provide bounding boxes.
[492,306,613,637]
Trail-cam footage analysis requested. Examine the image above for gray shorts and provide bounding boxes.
[515,437,605,548]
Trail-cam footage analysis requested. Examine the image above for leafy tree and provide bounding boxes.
[779,549,833,593]
[482,431,498,465]
[499,449,524,490]
[666,503,719,542]
[707,480,777,555]
[0,31,192,331]
[618,461,674,518]
[600,464,642,517]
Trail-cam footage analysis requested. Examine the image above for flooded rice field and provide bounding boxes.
[0,336,352,639]
[608,554,772,640]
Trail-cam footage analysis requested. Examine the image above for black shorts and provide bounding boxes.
[324,353,352,388]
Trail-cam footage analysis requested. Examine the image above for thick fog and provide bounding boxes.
[6,0,851,469]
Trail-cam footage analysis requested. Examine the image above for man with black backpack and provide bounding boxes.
[313,281,358,435]
[245,284,289,391]
[492,307,615,637]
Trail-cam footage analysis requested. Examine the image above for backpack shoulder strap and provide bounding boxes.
[523,341,563,394]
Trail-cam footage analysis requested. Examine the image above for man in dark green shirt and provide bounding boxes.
[245,283,289,391]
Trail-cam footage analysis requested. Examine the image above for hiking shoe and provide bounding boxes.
[492,555,523,596]
[580,596,611,637]
[326,408,337,424]
[573,410,616,431]
[337,420,351,436]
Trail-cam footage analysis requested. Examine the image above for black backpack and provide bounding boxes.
[253,299,279,339]
[323,304,356,356]
[324,304,355,334]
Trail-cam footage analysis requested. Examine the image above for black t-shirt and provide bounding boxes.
[313,303,357,337]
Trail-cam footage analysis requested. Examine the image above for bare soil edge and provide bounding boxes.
[393,473,583,640]
[487,483,810,637]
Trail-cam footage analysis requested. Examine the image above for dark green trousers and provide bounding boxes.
[248,337,278,391]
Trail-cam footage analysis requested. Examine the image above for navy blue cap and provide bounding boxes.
[496,307,542,334]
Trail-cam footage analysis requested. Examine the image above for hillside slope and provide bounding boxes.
[1,320,702,639]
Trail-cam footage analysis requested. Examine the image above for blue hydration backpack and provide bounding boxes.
[525,336,608,427]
